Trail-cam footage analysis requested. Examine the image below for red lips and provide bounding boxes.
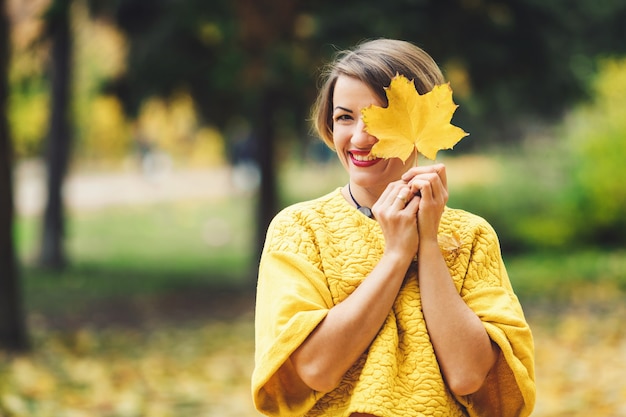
[349,151,382,168]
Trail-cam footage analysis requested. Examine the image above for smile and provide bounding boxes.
[349,151,382,167]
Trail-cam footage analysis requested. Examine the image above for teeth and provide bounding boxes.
[352,153,377,162]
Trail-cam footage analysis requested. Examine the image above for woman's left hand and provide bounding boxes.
[401,163,448,241]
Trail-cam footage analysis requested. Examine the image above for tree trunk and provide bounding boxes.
[39,0,73,269]
[0,0,29,351]
[253,87,279,276]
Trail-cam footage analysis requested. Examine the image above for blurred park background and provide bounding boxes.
[1,0,626,416]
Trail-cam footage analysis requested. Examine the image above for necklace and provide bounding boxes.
[348,183,373,218]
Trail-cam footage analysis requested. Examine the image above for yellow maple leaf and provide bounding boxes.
[438,230,462,261]
[362,74,469,161]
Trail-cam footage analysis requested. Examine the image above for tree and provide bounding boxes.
[104,0,315,276]
[99,0,626,281]
[0,0,29,351]
[39,0,74,269]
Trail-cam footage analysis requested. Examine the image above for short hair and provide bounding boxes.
[312,39,445,149]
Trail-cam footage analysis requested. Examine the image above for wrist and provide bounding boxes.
[417,238,441,259]
[382,249,415,270]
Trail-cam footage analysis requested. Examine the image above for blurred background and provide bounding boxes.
[1,0,625,416]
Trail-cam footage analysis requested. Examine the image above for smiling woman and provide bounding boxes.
[252,38,535,417]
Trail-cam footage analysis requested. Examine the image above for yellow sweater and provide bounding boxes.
[252,188,535,417]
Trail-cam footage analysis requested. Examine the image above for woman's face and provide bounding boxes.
[332,75,410,195]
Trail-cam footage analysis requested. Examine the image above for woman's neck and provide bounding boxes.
[344,182,386,212]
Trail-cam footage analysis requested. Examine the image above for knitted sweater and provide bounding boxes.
[252,188,535,417]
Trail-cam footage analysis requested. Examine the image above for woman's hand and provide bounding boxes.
[371,179,421,260]
[401,163,448,241]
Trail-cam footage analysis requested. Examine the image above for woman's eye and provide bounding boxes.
[334,114,353,123]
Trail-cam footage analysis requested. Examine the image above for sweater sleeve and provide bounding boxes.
[455,218,536,417]
[251,211,334,416]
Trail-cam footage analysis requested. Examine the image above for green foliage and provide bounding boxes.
[448,149,575,252]
[563,58,626,244]
[449,57,626,252]
[507,249,626,303]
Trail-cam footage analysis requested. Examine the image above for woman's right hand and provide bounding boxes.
[371,180,421,261]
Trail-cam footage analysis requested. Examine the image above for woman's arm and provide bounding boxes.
[417,240,498,396]
[407,164,497,396]
[290,251,411,392]
[291,181,421,393]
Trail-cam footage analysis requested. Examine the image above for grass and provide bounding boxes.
[506,249,626,306]
[18,197,255,273]
[16,196,256,315]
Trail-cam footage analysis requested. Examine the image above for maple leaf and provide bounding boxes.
[362,74,469,161]
[438,230,462,261]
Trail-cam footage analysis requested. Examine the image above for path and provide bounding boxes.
[14,159,235,216]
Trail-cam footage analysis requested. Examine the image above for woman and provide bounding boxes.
[252,38,535,417]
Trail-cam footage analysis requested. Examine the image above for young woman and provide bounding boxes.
[252,38,535,417]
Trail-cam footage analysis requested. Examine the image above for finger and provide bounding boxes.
[433,163,447,189]
[377,182,403,208]
[402,164,447,189]
[405,192,420,211]
[379,181,403,203]
[394,195,407,207]
[395,186,411,206]
[401,164,437,181]
[409,178,433,200]
[401,167,422,182]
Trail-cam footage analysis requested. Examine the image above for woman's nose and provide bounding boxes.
[352,118,378,147]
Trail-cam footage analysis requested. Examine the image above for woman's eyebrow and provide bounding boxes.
[333,106,353,113]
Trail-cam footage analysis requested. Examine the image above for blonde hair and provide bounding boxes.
[312,39,445,149]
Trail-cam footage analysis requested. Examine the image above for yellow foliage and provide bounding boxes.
[442,60,472,99]
[593,58,626,112]
[362,74,468,162]
[0,320,257,416]
[198,23,223,46]
[81,96,131,160]
[1,306,625,416]
[10,357,56,398]
[137,92,226,166]
[532,302,626,416]
[138,93,198,158]
[9,89,48,157]
[7,0,227,167]
[73,0,127,82]
[188,127,227,167]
